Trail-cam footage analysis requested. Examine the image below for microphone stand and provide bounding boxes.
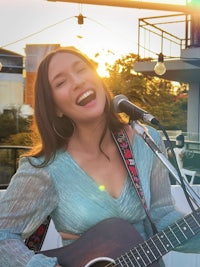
[131,120,200,208]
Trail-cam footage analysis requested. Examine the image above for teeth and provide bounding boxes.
[77,90,94,104]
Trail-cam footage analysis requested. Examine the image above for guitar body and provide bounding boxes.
[40,218,160,267]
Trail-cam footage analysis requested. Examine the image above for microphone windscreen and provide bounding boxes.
[112,94,128,113]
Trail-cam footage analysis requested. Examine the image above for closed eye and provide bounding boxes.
[77,66,88,74]
[56,79,67,88]
[75,61,89,74]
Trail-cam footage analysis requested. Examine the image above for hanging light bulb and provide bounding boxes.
[154,52,166,76]
[76,4,86,25]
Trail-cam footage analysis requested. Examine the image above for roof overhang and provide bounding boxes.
[47,0,200,13]
[134,59,200,83]
[135,47,200,83]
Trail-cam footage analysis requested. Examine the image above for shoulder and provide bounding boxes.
[8,156,58,198]
[18,156,45,170]
[147,125,162,141]
[124,123,162,145]
[17,157,50,180]
[19,149,66,167]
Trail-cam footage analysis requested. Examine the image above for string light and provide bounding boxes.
[75,4,86,25]
[154,52,166,76]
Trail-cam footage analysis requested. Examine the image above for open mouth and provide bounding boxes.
[77,90,96,106]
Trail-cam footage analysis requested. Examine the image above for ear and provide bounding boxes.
[56,108,63,118]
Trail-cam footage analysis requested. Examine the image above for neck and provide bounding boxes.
[68,119,112,154]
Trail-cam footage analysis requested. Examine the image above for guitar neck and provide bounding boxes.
[115,207,200,266]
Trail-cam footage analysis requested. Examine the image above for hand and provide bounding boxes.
[59,232,80,240]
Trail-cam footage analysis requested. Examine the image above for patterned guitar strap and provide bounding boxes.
[25,215,51,252]
[25,128,157,252]
[112,128,158,235]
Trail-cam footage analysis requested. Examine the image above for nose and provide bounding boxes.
[71,73,85,90]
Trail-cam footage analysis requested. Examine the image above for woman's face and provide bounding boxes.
[48,52,106,124]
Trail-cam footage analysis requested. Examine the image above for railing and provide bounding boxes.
[137,13,191,61]
[0,136,199,190]
[0,146,31,189]
[160,130,200,152]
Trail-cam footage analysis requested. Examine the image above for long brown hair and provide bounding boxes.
[29,47,126,166]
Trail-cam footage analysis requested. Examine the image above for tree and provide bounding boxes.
[104,53,188,130]
[0,112,16,140]
[0,111,33,144]
[2,131,39,146]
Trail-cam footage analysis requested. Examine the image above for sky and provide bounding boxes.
[0,0,189,74]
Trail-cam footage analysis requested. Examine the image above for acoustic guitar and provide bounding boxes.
[39,207,200,267]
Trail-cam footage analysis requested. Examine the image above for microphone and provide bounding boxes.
[112,94,159,125]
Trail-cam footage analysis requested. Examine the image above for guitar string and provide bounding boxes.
[120,218,199,266]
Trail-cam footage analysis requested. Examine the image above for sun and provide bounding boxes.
[97,62,109,77]
[93,49,117,77]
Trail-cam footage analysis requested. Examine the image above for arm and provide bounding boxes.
[0,157,59,266]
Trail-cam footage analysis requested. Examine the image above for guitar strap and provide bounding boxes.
[24,215,51,252]
[112,128,158,234]
[25,128,157,252]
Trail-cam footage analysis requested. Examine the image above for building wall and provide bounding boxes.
[0,45,61,113]
[24,72,35,107]
[0,73,24,113]
[187,82,200,139]
[0,49,24,113]
[24,44,60,107]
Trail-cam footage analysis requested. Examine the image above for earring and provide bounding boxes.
[52,123,66,139]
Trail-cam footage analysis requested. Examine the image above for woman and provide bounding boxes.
[0,47,199,267]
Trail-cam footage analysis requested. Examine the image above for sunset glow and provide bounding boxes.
[141,0,199,6]
[1,0,200,75]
